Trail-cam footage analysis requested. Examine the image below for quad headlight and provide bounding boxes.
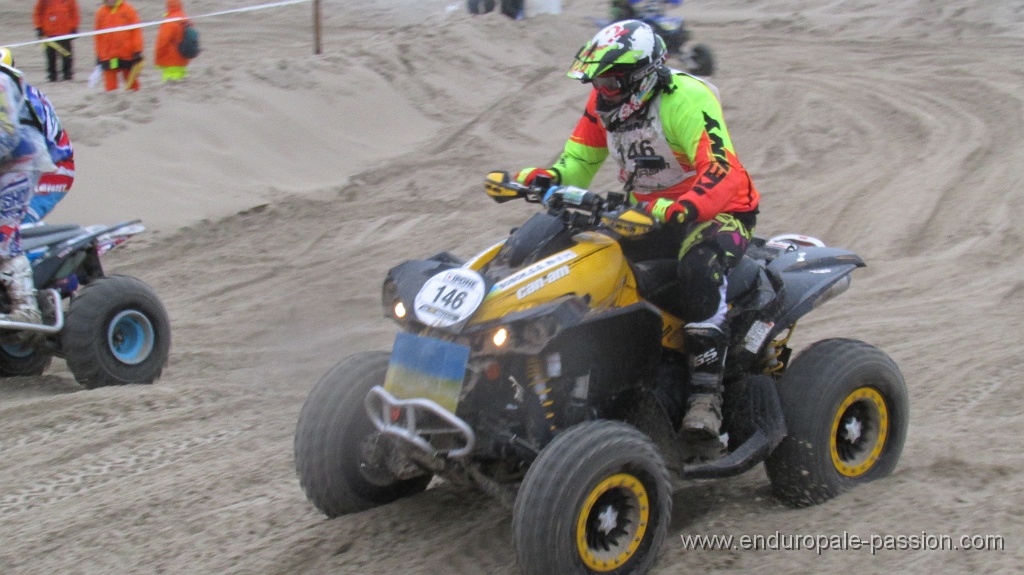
[382,278,406,323]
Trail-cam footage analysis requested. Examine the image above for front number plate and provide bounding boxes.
[384,332,470,413]
[413,268,486,328]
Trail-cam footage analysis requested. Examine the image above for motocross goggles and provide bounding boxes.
[592,71,628,99]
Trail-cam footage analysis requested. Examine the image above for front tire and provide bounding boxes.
[513,420,672,575]
[62,275,171,389]
[295,351,432,517]
[765,338,908,507]
[0,344,52,377]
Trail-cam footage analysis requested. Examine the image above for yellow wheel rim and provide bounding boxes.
[830,387,889,477]
[575,473,650,572]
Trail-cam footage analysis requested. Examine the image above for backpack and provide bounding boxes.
[177,24,201,59]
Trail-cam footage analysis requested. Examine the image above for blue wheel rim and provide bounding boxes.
[107,310,155,365]
[1,344,35,359]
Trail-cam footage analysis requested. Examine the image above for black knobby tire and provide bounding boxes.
[294,351,432,517]
[467,0,496,14]
[62,275,171,389]
[687,43,715,77]
[513,420,672,575]
[765,338,908,507]
[0,344,52,377]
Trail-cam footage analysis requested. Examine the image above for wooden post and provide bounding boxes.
[313,0,322,55]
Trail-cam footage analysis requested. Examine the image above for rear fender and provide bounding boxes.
[31,243,101,288]
[29,221,143,288]
[765,247,865,341]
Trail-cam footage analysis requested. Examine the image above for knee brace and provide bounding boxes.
[676,244,727,322]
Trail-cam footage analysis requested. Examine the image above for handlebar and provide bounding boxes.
[484,171,654,237]
[485,170,625,210]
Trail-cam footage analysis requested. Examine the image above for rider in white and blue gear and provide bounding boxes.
[1,49,53,324]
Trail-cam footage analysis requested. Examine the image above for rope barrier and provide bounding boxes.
[1,0,313,50]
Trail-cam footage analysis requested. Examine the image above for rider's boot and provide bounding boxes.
[681,322,728,443]
[0,255,42,324]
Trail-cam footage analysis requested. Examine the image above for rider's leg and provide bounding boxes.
[677,242,729,441]
[0,255,41,324]
[676,212,755,442]
[0,171,41,324]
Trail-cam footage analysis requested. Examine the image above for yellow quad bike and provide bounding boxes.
[295,170,909,575]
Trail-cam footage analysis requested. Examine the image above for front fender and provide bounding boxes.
[385,253,465,315]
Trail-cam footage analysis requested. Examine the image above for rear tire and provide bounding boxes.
[687,43,715,77]
[62,275,171,389]
[513,420,672,575]
[765,338,908,507]
[295,351,432,517]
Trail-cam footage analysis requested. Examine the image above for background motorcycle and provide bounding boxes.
[0,221,171,389]
[604,0,715,76]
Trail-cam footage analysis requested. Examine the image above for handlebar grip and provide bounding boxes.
[485,171,524,203]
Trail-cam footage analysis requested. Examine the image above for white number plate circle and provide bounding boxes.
[413,268,486,328]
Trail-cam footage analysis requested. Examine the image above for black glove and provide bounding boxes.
[36,28,44,39]
[98,59,112,70]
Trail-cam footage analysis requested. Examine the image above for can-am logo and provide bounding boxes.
[516,265,570,299]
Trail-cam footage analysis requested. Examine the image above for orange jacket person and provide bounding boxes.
[94,0,144,91]
[33,0,81,82]
[154,0,192,82]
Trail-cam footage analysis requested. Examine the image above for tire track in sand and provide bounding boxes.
[0,429,244,517]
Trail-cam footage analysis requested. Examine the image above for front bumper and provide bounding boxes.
[365,385,476,459]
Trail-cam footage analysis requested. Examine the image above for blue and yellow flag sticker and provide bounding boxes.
[384,333,470,413]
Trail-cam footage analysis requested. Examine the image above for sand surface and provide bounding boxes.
[1,0,1022,573]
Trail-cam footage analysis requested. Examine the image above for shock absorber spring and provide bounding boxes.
[527,356,557,433]
[763,323,796,374]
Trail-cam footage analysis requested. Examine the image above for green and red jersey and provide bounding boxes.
[552,72,759,222]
